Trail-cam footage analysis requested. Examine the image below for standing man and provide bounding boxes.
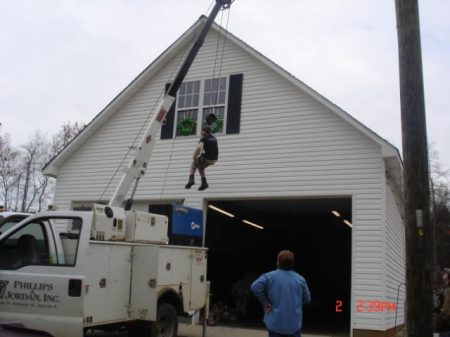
[251,250,311,337]
[185,126,218,191]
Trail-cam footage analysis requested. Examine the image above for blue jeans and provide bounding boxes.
[268,330,301,337]
[440,331,450,337]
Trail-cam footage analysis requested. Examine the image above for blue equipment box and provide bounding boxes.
[171,204,203,238]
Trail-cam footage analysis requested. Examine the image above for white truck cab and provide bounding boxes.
[0,208,208,337]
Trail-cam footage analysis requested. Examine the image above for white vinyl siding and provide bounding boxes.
[51,28,403,332]
[383,175,406,328]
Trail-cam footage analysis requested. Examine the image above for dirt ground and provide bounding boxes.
[178,324,333,337]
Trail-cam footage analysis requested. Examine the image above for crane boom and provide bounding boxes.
[109,0,233,208]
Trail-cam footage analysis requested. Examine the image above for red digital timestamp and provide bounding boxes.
[335,300,396,313]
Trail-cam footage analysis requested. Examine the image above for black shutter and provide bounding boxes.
[226,73,243,134]
[160,83,176,139]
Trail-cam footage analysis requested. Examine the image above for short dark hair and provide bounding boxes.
[277,250,295,270]
[202,126,212,134]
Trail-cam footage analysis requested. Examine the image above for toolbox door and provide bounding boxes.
[189,249,207,310]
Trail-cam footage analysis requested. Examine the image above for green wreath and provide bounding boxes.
[211,114,223,134]
[177,117,196,136]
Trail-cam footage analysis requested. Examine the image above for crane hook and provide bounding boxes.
[218,0,234,10]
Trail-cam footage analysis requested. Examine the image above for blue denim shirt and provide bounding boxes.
[251,269,311,335]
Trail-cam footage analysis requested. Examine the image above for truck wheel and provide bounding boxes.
[152,303,178,337]
[129,320,151,337]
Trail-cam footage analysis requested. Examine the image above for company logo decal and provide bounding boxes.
[191,222,201,230]
[0,280,9,299]
[0,281,59,310]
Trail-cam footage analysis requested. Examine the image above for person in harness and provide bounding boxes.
[185,125,218,191]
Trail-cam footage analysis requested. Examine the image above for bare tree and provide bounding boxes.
[429,147,450,280]
[51,121,84,155]
[32,122,84,211]
[0,132,20,210]
[19,132,50,212]
[0,122,85,213]
[38,121,85,210]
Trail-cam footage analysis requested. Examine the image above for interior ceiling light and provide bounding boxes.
[332,210,341,217]
[208,205,235,218]
[343,219,352,228]
[243,220,264,230]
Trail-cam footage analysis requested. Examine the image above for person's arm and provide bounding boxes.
[251,275,272,312]
[301,278,311,304]
[193,142,204,159]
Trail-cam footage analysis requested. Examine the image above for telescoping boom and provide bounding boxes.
[109,0,233,208]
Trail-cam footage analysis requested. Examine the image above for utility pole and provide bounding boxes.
[394,1,432,336]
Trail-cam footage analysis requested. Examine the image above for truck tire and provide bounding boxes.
[151,303,178,337]
[128,320,151,337]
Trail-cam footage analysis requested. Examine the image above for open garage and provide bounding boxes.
[204,198,352,335]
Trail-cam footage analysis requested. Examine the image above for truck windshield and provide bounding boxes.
[0,217,82,270]
[0,215,29,235]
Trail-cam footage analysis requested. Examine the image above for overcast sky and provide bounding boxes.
[1,0,449,170]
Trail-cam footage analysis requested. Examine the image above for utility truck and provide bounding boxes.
[0,1,233,336]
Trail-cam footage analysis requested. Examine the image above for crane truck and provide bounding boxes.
[0,1,233,336]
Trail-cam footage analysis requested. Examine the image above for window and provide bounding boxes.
[178,81,200,109]
[175,77,227,137]
[0,215,29,235]
[203,78,226,106]
[0,217,82,270]
[57,218,82,266]
[202,77,226,134]
[176,109,198,137]
[162,73,243,139]
[0,220,49,270]
[176,81,200,137]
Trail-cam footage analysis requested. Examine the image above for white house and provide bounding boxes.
[44,17,405,337]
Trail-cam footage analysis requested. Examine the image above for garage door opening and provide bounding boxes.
[205,198,352,336]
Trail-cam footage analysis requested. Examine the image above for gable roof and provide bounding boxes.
[43,16,402,192]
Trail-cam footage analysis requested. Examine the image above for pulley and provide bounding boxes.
[218,0,234,10]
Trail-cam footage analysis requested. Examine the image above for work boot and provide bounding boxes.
[185,175,195,189]
[198,177,209,191]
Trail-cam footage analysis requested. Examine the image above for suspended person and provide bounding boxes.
[185,126,218,191]
[251,250,311,337]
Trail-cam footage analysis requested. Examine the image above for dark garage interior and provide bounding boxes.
[205,197,352,336]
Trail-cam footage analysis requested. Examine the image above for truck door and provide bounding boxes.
[0,213,90,337]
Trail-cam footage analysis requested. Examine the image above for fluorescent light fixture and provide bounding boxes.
[208,205,235,218]
[343,219,352,228]
[332,210,341,217]
[243,220,264,230]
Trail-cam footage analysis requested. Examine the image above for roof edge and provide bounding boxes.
[219,28,401,159]
[44,16,403,182]
[43,17,207,177]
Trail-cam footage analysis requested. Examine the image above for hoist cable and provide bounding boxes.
[158,131,177,205]
[159,5,232,203]
[97,30,198,203]
[209,5,231,114]
[211,9,225,87]
[216,7,231,81]
[205,0,215,15]
[99,1,233,205]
